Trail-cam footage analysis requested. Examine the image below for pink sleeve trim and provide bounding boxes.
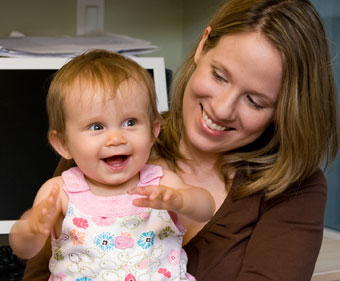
[138,164,163,187]
[61,167,90,192]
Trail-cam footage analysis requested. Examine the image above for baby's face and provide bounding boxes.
[61,79,158,192]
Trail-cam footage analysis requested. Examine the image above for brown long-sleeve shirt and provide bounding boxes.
[184,168,327,280]
[22,168,327,281]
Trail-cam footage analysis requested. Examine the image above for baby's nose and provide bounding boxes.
[104,131,127,146]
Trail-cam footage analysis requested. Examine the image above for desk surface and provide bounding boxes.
[312,235,340,281]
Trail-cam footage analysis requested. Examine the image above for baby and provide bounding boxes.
[10,50,215,281]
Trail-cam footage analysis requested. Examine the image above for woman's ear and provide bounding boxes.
[194,26,212,63]
[48,130,73,160]
[152,120,161,143]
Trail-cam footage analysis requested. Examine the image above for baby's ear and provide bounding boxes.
[152,120,161,141]
[48,130,72,160]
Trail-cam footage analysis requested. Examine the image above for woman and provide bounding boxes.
[23,0,339,280]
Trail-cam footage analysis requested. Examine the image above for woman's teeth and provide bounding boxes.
[202,110,227,131]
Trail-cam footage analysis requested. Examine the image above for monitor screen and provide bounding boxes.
[0,57,168,234]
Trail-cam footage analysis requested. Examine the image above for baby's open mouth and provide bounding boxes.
[104,155,129,167]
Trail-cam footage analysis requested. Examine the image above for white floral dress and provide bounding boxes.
[48,165,195,281]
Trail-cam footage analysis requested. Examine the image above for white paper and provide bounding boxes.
[0,32,158,57]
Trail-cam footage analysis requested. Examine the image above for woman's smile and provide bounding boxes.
[202,108,227,131]
[200,107,237,139]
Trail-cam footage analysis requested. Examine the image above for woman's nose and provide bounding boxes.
[104,131,127,147]
[211,89,238,121]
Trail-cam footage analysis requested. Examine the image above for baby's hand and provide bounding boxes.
[128,185,184,212]
[28,183,61,236]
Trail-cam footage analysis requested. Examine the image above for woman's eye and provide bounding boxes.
[89,123,103,131]
[212,69,227,83]
[123,119,136,127]
[246,95,264,110]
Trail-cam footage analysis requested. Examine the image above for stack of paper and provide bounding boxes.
[0,32,158,57]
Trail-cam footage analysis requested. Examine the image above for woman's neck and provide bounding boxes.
[177,137,235,192]
[178,138,230,219]
[178,138,220,175]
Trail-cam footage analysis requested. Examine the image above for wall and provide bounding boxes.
[182,0,225,59]
[104,0,182,73]
[0,0,76,35]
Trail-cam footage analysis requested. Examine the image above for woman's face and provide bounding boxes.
[182,30,282,156]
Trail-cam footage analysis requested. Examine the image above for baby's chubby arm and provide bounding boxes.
[9,177,64,260]
[128,169,215,222]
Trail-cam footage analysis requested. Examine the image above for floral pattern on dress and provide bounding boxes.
[91,216,115,226]
[124,273,137,281]
[167,249,180,266]
[94,232,115,252]
[76,277,93,281]
[49,272,67,281]
[70,229,86,245]
[158,268,171,278]
[66,206,74,217]
[73,217,89,229]
[158,226,175,240]
[137,231,155,249]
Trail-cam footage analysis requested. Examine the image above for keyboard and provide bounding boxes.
[0,245,26,281]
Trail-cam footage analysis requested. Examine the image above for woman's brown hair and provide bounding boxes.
[154,0,339,199]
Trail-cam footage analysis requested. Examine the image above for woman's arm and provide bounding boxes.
[235,169,327,281]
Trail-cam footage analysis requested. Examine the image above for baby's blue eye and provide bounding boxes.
[123,119,136,127]
[89,123,103,130]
